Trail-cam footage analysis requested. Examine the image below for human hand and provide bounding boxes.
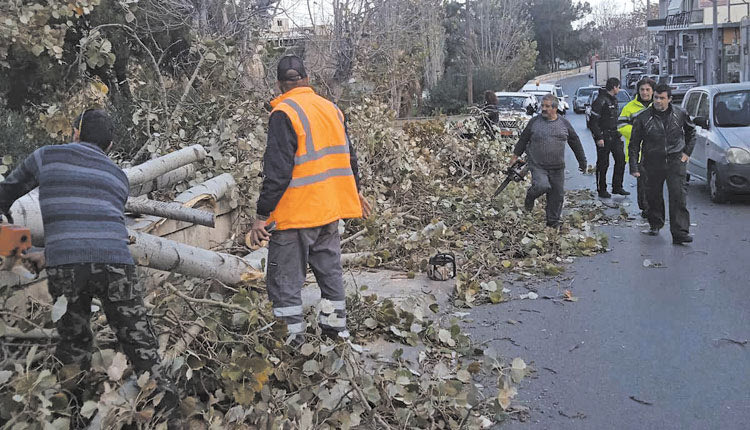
[510,154,518,165]
[21,252,45,273]
[631,172,640,178]
[596,139,605,147]
[248,219,272,247]
[680,153,689,163]
[359,192,372,219]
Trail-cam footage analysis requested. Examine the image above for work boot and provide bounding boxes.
[641,226,660,236]
[598,190,612,199]
[672,235,693,245]
[612,188,631,196]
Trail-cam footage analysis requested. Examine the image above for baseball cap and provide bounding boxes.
[277,55,307,82]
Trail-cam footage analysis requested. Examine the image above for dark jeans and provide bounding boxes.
[596,134,626,192]
[644,154,690,238]
[526,163,565,225]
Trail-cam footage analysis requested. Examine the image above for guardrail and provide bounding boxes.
[531,66,591,84]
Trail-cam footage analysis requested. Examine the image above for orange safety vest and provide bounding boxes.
[267,87,362,230]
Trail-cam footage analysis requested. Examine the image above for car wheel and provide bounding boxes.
[708,164,728,204]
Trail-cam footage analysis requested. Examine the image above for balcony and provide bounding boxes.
[648,9,704,30]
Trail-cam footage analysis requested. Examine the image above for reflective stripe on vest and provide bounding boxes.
[268,87,362,230]
[281,99,351,165]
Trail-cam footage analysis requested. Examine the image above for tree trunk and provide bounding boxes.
[128,230,263,285]
[125,198,215,227]
[124,144,207,186]
[174,173,236,207]
[129,164,196,197]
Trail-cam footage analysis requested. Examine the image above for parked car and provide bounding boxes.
[623,60,645,69]
[658,75,698,99]
[584,89,632,128]
[520,82,569,114]
[573,86,599,114]
[626,69,646,88]
[681,83,750,203]
[493,92,537,137]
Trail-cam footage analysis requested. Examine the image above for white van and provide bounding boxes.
[520,82,569,114]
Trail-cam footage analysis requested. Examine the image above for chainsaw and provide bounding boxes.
[492,159,530,197]
[0,213,32,271]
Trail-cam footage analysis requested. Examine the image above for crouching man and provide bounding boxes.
[511,94,587,228]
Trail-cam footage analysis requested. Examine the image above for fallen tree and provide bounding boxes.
[128,164,197,197]
[125,198,215,227]
[123,144,207,186]
[174,173,235,207]
[128,230,262,285]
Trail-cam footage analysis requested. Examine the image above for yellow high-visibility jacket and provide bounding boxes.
[618,98,650,163]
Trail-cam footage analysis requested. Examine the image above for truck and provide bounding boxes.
[592,59,621,87]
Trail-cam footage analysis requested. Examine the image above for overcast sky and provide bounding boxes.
[276,0,638,28]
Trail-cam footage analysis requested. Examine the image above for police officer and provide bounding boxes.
[590,77,630,198]
[249,55,371,344]
[0,109,182,426]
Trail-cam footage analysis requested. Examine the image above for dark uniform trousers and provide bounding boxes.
[644,154,690,238]
[596,132,626,192]
[266,221,348,338]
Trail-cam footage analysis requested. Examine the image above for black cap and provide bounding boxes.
[277,55,307,82]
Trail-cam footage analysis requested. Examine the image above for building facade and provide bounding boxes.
[648,0,750,84]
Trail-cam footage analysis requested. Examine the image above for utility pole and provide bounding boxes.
[647,0,651,56]
[712,0,720,84]
[466,0,473,105]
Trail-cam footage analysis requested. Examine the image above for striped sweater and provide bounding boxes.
[0,142,133,267]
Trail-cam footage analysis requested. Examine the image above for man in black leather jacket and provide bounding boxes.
[629,84,696,244]
[590,77,629,198]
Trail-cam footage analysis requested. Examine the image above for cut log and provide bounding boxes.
[128,164,196,197]
[174,173,236,208]
[128,230,263,285]
[124,144,207,186]
[125,198,215,227]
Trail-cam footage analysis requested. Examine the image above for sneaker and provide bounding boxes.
[612,188,631,196]
[672,235,693,245]
[641,227,660,236]
[598,190,612,198]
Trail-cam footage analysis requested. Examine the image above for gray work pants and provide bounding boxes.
[644,154,690,239]
[266,221,347,336]
[526,163,565,225]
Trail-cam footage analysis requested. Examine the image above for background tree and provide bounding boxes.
[526,0,591,72]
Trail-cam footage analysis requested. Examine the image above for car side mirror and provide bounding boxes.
[694,116,709,129]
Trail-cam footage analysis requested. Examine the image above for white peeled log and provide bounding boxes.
[125,198,215,227]
[128,230,263,285]
[124,144,207,186]
[8,190,44,246]
[174,173,236,208]
[128,164,196,197]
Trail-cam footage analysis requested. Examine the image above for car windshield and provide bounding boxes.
[577,88,596,98]
[714,90,750,127]
[497,96,529,111]
[673,76,697,83]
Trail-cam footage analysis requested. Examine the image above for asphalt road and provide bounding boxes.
[468,73,750,429]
